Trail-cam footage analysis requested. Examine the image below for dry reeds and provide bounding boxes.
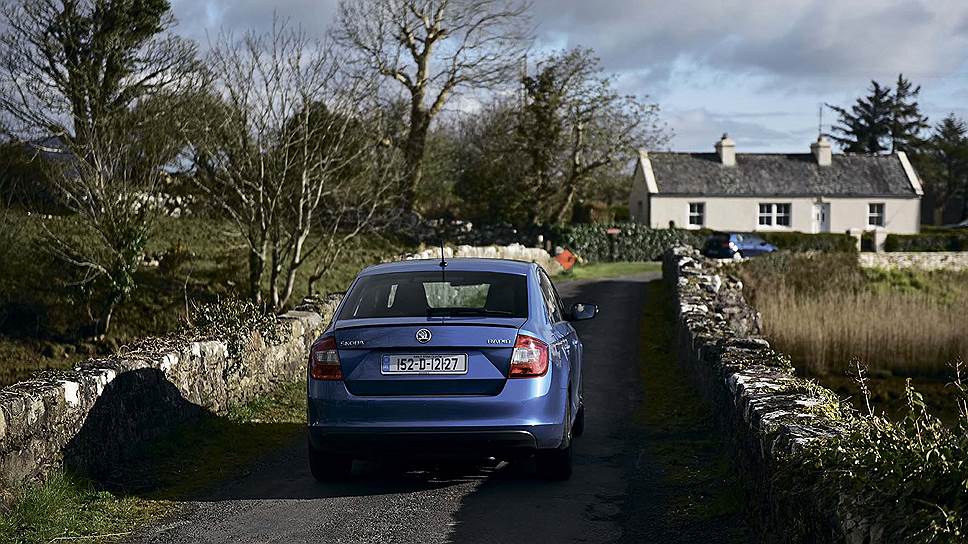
[737,253,968,377]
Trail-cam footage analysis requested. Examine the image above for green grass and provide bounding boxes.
[558,261,660,282]
[0,473,172,544]
[0,212,411,386]
[0,381,307,543]
[631,280,752,538]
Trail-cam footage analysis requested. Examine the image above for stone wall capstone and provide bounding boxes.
[859,251,968,271]
[405,244,564,276]
[664,245,876,543]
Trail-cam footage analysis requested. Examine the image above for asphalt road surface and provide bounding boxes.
[135,272,751,544]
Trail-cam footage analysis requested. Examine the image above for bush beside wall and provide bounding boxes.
[556,224,706,262]
[884,231,968,252]
[757,232,857,253]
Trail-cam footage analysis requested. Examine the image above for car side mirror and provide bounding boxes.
[568,303,598,321]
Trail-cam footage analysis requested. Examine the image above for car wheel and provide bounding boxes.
[537,404,573,480]
[573,403,585,438]
[308,438,353,482]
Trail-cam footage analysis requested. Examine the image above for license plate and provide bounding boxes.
[381,354,468,375]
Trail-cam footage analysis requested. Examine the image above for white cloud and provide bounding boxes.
[170,0,968,151]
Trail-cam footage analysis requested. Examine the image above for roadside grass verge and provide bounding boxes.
[629,280,752,539]
[735,252,968,377]
[0,380,307,543]
[558,261,660,283]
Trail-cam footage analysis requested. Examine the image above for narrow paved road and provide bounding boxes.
[136,273,751,543]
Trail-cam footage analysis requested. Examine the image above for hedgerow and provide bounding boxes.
[885,231,968,252]
[553,223,706,262]
[777,366,968,543]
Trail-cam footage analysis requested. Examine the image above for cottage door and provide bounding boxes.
[812,203,830,233]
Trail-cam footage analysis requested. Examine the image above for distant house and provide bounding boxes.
[628,135,923,247]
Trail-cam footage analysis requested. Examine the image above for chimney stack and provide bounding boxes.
[811,136,832,167]
[715,134,736,167]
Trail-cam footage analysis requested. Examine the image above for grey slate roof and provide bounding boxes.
[648,152,917,197]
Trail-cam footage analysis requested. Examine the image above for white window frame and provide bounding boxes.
[688,202,705,227]
[868,203,885,227]
[758,203,792,228]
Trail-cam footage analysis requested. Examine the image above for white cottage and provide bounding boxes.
[628,135,923,246]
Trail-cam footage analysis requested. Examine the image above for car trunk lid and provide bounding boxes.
[335,318,523,396]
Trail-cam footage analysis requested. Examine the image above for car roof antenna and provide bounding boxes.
[438,236,448,283]
[439,237,448,267]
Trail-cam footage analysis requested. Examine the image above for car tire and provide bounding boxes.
[537,404,573,481]
[573,403,585,438]
[308,438,353,482]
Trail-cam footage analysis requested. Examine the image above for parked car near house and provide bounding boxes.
[942,218,968,229]
[306,258,597,481]
[702,232,778,259]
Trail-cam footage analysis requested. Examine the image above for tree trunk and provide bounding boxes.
[934,205,945,226]
[554,119,584,224]
[555,184,578,224]
[248,244,266,305]
[277,231,308,312]
[402,107,431,213]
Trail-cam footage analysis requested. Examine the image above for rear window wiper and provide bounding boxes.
[427,307,514,317]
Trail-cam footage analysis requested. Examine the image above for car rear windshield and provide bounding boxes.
[338,271,529,319]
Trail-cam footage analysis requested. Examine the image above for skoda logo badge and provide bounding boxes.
[415,328,432,344]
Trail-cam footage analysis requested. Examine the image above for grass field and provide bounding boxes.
[0,213,412,386]
[736,253,968,378]
[558,261,661,282]
[0,381,306,543]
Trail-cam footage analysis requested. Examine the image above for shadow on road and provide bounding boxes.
[124,274,752,544]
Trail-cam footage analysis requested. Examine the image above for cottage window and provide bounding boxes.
[758,204,773,226]
[868,203,885,227]
[688,202,704,226]
[758,203,792,227]
[775,204,791,226]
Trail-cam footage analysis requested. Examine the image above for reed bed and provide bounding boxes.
[736,253,968,377]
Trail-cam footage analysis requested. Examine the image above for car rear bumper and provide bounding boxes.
[307,376,568,453]
[309,428,543,459]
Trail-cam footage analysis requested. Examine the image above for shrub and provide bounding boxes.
[884,231,968,252]
[781,378,968,543]
[553,223,706,262]
[188,299,286,357]
[757,231,857,253]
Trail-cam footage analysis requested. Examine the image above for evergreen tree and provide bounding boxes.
[827,81,894,153]
[890,74,930,153]
[915,114,968,224]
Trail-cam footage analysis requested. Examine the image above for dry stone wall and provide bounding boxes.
[859,251,968,271]
[0,298,343,491]
[0,244,559,492]
[664,245,877,543]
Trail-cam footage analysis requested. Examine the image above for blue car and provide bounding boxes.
[307,258,597,481]
[702,232,778,259]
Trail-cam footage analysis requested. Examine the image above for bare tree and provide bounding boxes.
[334,0,532,213]
[516,49,668,223]
[192,21,399,311]
[0,0,204,335]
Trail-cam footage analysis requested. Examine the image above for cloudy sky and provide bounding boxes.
[170,0,968,152]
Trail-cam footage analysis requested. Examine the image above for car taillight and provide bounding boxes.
[509,334,549,378]
[310,336,343,381]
